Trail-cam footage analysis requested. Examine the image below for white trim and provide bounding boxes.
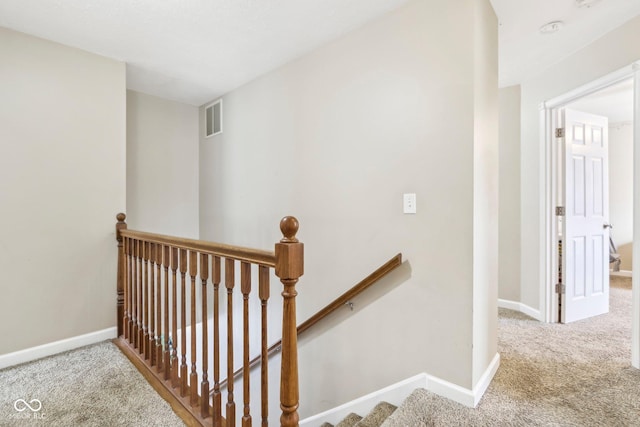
[427,353,500,408]
[543,63,639,109]
[301,356,501,425]
[300,373,428,426]
[0,328,117,370]
[471,353,500,407]
[498,299,542,321]
[610,269,633,278]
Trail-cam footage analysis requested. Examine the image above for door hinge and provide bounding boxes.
[555,283,566,294]
[556,206,565,216]
[555,128,565,138]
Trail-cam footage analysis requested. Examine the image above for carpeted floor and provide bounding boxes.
[0,341,184,426]
[383,276,640,426]
[2,278,638,426]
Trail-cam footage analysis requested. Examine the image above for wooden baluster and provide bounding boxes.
[189,250,199,406]
[241,262,252,427]
[115,213,127,338]
[143,242,151,359]
[130,240,136,347]
[225,258,236,427]
[155,244,163,371]
[275,217,304,427]
[200,253,210,419]
[124,237,131,342]
[124,244,129,342]
[180,248,188,397]
[171,247,179,388]
[259,266,270,427]
[126,237,133,342]
[149,243,156,366]
[136,239,142,351]
[140,242,146,355]
[163,245,171,381]
[212,256,222,425]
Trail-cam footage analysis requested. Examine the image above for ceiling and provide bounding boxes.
[1,0,640,106]
[492,0,640,87]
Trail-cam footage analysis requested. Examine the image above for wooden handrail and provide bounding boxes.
[120,229,276,267]
[218,252,403,390]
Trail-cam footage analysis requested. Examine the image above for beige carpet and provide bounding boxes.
[0,341,184,426]
[383,276,640,426]
[2,278,637,426]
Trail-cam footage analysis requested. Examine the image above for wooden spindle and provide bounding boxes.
[149,243,156,366]
[189,250,199,406]
[225,258,236,427]
[115,213,127,338]
[212,256,222,425]
[180,248,188,397]
[155,244,163,370]
[276,217,304,427]
[241,262,252,427]
[200,253,210,419]
[143,241,151,359]
[259,265,270,427]
[127,237,133,342]
[171,246,179,388]
[125,238,131,342]
[136,239,143,351]
[163,245,171,381]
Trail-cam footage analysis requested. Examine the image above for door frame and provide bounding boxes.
[540,61,640,368]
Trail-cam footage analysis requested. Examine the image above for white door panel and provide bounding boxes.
[562,109,609,323]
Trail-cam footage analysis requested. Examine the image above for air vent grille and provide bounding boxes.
[205,99,222,137]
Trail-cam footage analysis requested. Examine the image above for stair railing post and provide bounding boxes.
[275,216,304,427]
[116,213,127,337]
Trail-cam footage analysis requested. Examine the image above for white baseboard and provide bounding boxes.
[300,355,501,426]
[610,269,632,278]
[300,373,428,426]
[498,299,542,321]
[473,353,500,407]
[0,327,117,370]
[426,352,500,408]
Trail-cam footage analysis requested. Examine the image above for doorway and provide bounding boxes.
[540,62,640,369]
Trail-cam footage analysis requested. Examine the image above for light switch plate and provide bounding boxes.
[403,193,416,214]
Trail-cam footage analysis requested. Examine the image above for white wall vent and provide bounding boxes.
[205,99,223,137]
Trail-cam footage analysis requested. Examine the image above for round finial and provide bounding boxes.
[116,212,126,222]
[280,216,299,243]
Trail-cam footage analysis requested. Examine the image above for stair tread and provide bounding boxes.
[336,412,363,427]
[354,401,398,427]
[319,423,334,427]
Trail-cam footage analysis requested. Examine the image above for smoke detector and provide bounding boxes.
[540,21,564,34]
[576,0,601,8]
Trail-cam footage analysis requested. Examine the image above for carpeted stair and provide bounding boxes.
[320,401,398,427]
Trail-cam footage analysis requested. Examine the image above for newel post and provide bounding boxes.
[115,213,127,337]
[275,216,304,427]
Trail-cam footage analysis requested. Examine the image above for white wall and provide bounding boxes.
[520,15,640,311]
[126,90,199,238]
[472,0,499,387]
[199,0,497,418]
[498,86,521,301]
[609,123,633,271]
[0,27,126,354]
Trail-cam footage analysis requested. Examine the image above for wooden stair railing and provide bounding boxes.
[114,213,304,427]
[218,253,403,390]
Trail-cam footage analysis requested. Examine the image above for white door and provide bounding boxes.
[561,108,610,323]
